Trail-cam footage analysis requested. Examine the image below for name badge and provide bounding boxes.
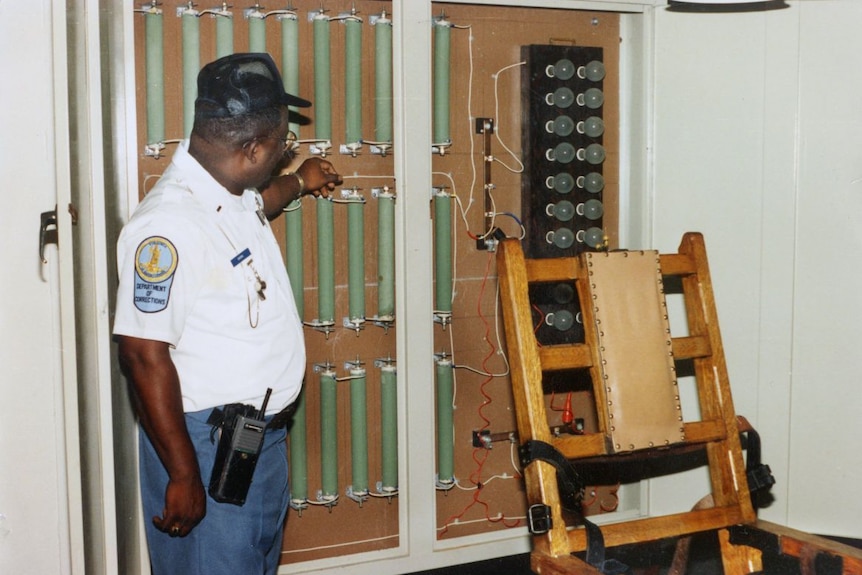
[231,248,251,267]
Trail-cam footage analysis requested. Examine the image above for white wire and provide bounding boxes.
[493,279,512,379]
[453,363,507,378]
[436,514,527,533]
[447,24,478,221]
[491,61,527,173]
[280,532,399,556]
[508,435,522,476]
[450,439,522,487]
[142,173,163,195]
[465,27,479,217]
[342,174,396,181]
[451,470,518,492]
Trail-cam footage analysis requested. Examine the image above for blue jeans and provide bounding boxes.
[139,409,289,575]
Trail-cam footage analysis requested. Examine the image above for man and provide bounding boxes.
[114,53,341,574]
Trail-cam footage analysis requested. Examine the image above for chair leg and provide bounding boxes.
[531,550,603,575]
[718,528,763,575]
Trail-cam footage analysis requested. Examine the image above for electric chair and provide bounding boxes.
[497,232,862,575]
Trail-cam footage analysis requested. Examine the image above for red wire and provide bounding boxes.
[531,303,545,346]
[474,251,496,434]
[440,251,521,536]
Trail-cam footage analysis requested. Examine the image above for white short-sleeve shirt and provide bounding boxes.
[113,141,305,415]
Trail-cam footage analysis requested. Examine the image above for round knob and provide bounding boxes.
[578,60,606,82]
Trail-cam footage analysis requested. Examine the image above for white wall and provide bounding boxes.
[788,1,862,537]
[640,0,862,538]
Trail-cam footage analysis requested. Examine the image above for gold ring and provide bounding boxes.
[170,526,180,536]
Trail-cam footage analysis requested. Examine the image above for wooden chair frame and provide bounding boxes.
[497,232,862,575]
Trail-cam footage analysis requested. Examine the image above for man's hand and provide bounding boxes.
[153,474,207,537]
[260,157,343,218]
[294,156,342,198]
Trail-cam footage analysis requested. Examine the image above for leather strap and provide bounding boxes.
[519,439,585,512]
[519,439,630,574]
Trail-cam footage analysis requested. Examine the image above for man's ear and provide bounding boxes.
[241,139,261,164]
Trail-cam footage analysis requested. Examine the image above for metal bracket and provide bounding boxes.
[39,208,58,264]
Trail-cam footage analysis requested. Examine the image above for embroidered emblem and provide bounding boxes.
[133,236,178,313]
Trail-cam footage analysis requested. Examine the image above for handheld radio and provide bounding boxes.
[208,388,272,506]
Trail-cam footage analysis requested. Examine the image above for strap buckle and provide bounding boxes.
[527,504,553,534]
[748,463,776,493]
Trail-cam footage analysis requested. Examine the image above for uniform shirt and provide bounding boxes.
[114,141,305,415]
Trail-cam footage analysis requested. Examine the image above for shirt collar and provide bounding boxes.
[171,140,258,213]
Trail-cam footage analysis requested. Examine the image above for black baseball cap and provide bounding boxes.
[195,52,310,119]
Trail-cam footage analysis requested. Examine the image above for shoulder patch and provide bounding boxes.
[133,236,178,313]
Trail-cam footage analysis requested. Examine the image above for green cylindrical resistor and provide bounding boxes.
[313,14,332,141]
[280,13,301,135]
[181,9,200,138]
[144,9,165,146]
[316,198,335,324]
[347,198,365,322]
[288,389,308,502]
[432,19,451,145]
[319,370,338,498]
[247,11,266,53]
[434,191,452,314]
[374,15,393,143]
[435,358,454,483]
[284,202,304,317]
[215,11,234,58]
[344,17,363,144]
[376,191,395,320]
[380,365,398,491]
[349,368,368,494]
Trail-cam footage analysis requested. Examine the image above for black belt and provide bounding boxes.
[266,400,298,430]
[206,399,298,434]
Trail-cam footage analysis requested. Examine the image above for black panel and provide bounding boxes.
[520,44,606,260]
[528,281,585,346]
